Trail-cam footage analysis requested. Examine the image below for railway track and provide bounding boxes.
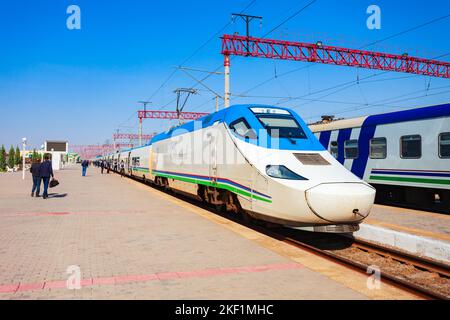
[275,230,450,300]
[130,173,450,300]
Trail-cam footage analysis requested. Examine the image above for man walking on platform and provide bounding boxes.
[81,160,88,176]
[100,160,105,174]
[30,159,41,197]
[40,154,54,199]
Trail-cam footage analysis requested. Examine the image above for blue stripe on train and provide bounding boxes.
[319,131,331,149]
[153,169,271,198]
[336,128,352,164]
[351,125,376,178]
[371,170,450,178]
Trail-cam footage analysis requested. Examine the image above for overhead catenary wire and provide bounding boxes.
[116,0,259,129]
[189,0,319,112]
[303,84,450,120]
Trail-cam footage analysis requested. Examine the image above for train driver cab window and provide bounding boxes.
[229,118,257,139]
[330,141,338,158]
[370,137,387,159]
[256,115,307,140]
[439,132,450,158]
[401,135,421,158]
[344,140,358,159]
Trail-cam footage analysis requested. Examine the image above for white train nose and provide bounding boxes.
[305,183,375,222]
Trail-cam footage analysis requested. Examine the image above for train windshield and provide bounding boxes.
[256,115,307,139]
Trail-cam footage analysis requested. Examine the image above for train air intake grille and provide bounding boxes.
[294,153,330,165]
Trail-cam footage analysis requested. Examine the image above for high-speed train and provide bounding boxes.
[101,104,376,233]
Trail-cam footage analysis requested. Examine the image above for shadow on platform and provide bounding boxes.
[48,193,68,198]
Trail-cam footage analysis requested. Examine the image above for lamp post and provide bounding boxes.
[22,137,27,180]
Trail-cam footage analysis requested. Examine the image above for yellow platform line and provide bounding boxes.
[124,177,421,300]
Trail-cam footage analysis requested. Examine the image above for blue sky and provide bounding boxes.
[0,0,449,149]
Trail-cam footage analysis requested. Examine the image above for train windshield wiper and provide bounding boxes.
[286,133,297,145]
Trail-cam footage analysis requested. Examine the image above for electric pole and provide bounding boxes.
[231,13,262,54]
[224,13,263,108]
[138,101,151,146]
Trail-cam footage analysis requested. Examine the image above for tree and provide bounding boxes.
[31,149,37,161]
[8,145,14,169]
[15,146,21,166]
[0,145,6,172]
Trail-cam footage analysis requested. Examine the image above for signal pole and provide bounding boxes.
[138,101,151,146]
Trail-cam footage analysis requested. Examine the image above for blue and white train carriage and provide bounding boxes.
[309,103,450,213]
[104,104,377,233]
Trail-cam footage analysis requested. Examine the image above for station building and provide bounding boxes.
[44,140,69,171]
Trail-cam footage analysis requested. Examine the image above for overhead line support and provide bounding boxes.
[221,34,450,78]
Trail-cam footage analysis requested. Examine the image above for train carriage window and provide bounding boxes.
[330,141,338,159]
[400,135,421,159]
[370,137,387,159]
[439,132,450,158]
[132,157,140,166]
[229,118,257,139]
[344,140,358,159]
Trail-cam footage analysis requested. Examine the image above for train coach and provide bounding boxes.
[102,104,376,233]
[309,103,450,213]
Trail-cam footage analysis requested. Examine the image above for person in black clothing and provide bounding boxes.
[120,160,125,177]
[40,154,54,199]
[81,160,88,176]
[30,159,41,197]
[100,160,105,174]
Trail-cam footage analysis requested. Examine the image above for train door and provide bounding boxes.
[251,169,269,211]
[127,152,131,173]
[148,147,153,179]
[208,123,219,184]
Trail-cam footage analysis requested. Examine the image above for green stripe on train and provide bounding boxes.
[154,172,272,203]
[370,175,450,185]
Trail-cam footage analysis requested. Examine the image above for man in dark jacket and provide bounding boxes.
[40,154,54,199]
[30,159,41,197]
[81,160,88,176]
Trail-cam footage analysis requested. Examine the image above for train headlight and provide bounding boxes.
[265,165,308,180]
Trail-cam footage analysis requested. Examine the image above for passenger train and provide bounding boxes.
[309,103,450,213]
[101,104,376,233]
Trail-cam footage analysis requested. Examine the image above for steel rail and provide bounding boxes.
[280,235,449,300]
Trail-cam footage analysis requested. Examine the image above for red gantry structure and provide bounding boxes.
[136,110,210,146]
[220,34,450,107]
[113,133,154,140]
[138,110,210,120]
[71,144,134,159]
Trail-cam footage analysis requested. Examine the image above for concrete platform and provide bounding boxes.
[357,205,450,264]
[0,165,419,300]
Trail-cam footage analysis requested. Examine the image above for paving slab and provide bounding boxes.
[0,166,417,299]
